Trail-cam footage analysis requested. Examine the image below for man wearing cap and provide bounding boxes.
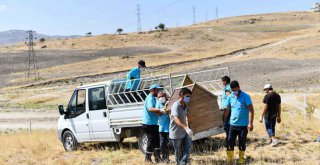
[126,60,146,102]
[224,80,254,164]
[259,84,281,146]
[143,84,167,163]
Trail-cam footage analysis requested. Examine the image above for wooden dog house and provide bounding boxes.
[167,83,223,134]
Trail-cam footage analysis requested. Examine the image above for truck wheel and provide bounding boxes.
[138,131,147,154]
[62,130,78,152]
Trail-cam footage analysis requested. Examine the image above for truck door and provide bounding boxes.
[67,89,92,142]
[88,86,114,141]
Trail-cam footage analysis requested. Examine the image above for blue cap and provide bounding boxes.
[149,84,161,90]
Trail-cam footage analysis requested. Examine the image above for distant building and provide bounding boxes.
[311,3,320,12]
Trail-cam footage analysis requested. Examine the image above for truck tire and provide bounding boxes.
[138,130,148,154]
[62,130,78,152]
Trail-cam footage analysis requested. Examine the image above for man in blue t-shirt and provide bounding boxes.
[156,92,170,163]
[125,60,146,102]
[224,80,254,164]
[143,84,166,163]
[221,76,232,147]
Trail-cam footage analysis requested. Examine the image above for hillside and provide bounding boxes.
[0,11,320,88]
[0,11,319,111]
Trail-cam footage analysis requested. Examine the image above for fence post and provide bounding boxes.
[29,120,32,133]
[169,73,173,96]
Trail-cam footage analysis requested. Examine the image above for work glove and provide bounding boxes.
[185,127,194,136]
[159,108,167,114]
[259,116,263,123]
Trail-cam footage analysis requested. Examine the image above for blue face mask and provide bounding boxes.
[232,90,239,96]
[183,96,190,103]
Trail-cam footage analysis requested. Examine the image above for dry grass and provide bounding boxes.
[0,95,320,164]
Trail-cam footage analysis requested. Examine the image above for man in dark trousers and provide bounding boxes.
[259,84,281,146]
[224,80,254,164]
[221,76,232,147]
[143,84,165,163]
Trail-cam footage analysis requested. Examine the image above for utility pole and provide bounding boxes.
[25,30,39,79]
[205,12,208,23]
[215,7,219,20]
[137,4,142,33]
[193,5,196,24]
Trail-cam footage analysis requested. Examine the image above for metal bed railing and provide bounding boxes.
[106,67,229,106]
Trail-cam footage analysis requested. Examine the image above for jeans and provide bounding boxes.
[265,117,277,138]
[171,134,192,165]
[159,132,169,160]
[142,124,160,153]
[227,126,248,151]
[223,110,231,147]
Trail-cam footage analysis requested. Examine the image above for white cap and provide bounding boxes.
[264,84,272,90]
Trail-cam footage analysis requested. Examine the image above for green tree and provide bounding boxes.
[117,28,123,35]
[157,23,166,31]
[39,38,45,43]
[86,32,92,37]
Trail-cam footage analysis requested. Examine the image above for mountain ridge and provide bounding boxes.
[0,30,81,45]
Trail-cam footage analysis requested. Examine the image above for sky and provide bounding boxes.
[0,0,318,35]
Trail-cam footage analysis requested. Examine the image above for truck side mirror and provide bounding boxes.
[58,105,65,115]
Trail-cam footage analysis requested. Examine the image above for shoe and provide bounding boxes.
[227,150,234,164]
[154,150,163,163]
[270,139,279,146]
[145,153,152,163]
[162,154,169,163]
[239,151,245,164]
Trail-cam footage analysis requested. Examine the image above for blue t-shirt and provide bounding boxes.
[143,94,158,125]
[227,91,252,126]
[221,84,231,109]
[126,67,140,90]
[156,101,170,133]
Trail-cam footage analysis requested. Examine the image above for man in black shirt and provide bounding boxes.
[259,84,281,146]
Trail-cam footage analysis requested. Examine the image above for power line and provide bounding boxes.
[137,4,142,33]
[25,30,39,79]
[205,12,208,23]
[121,0,182,31]
[215,7,219,20]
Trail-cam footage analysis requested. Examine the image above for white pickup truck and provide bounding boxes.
[57,68,229,153]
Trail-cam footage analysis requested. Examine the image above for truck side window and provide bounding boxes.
[67,91,77,112]
[89,87,107,111]
[77,89,86,111]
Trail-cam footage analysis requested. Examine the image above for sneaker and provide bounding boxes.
[270,139,279,146]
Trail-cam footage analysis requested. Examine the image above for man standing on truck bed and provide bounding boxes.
[224,80,254,164]
[143,84,166,163]
[259,84,281,146]
[170,87,194,165]
[126,60,146,102]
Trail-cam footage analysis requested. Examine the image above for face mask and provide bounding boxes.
[183,96,190,103]
[232,90,239,96]
[140,68,146,72]
[159,97,166,104]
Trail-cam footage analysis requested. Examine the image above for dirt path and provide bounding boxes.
[0,111,58,130]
